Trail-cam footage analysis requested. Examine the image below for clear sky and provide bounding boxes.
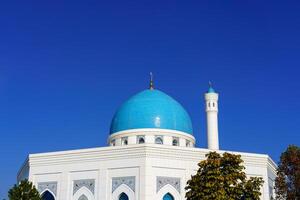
[1,0,300,198]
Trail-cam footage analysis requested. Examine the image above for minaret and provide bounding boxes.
[205,82,219,150]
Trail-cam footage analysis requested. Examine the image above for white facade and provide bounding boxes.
[17,129,276,200]
[17,87,277,200]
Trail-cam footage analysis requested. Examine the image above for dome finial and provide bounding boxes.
[208,81,215,93]
[149,72,154,90]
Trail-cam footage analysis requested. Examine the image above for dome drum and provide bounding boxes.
[108,128,195,147]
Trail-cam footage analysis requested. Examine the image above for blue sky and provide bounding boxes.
[1,0,300,198]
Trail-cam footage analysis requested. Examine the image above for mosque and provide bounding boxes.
[17,79,276,200]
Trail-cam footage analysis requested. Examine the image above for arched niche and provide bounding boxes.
[73,186,95,200]
[41,190,55,200]
[156,184,181,200]
[119,192,129,200]
[112,184,135,200]
[163,193,174,200]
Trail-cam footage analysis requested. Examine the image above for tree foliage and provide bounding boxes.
[185,151,264,200]
[275,145,300,200]
[8,179,41,200]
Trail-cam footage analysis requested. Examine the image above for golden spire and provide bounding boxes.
[150,72,154,90]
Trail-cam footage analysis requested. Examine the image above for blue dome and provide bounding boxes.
[110,89,193,135]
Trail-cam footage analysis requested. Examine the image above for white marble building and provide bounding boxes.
[17,83,276,200]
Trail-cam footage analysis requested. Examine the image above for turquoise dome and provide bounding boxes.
[110,89,193,135]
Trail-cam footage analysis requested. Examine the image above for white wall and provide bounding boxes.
[19,144,276,200]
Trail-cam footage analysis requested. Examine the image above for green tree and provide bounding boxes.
[275,145,300,200]
[185,152,264,200]
[8,179,41,200]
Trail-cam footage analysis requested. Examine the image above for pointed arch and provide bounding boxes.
[156,184,181,200]
[112,184,135,200]
[78,194,88,200]
[119,192,129,200]
[41,190,55,200]
[73,186,95,200]
[163,193,174,200]
[155,136,163,144]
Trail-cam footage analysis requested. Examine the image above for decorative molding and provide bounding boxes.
[157,176,180,193]
[38,182,57,196]
[28,145,273,168]
[73,179,95,195]
[112,176,135,193]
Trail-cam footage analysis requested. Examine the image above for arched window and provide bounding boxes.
[186,140,191,147]
[138,136,145,144]
[78,194,88,200]
[163,193,174,200]
[41,191,55,200]
[119,192,129,200]
[122,137,128,145]
[111,139,116,146]
[155,136,163,144]
[172,137,179,146]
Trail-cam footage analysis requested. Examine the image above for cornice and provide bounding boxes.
[267,156,277,174]
[17,156,29,179]
[26,145,276,169]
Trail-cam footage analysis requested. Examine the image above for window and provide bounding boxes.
[163,193,174,200]
[186,140,191,147]
[119,192,129,200]
[121,137,128,145]
[111,139,116,146]
[172,137,179,146]
[155,136,163,144]
[41,191,55,200]
[137,135,145,144]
